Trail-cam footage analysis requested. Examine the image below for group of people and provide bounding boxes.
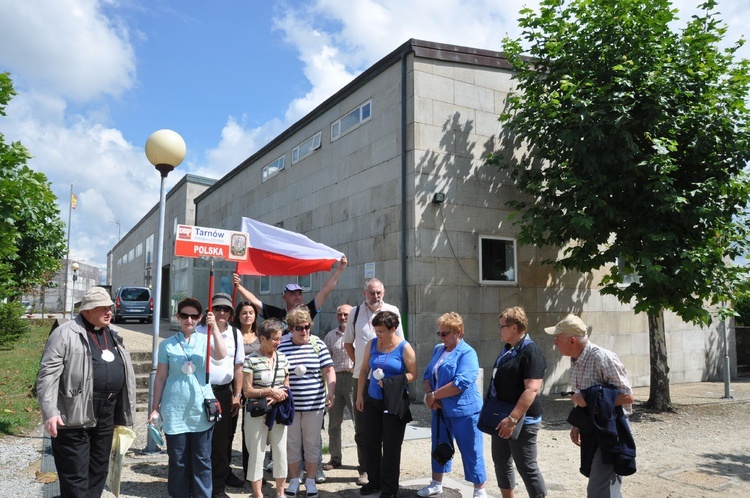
[37,265,634,498]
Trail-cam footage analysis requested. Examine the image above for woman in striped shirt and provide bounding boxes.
[277,307,336,498]
[243,318,290,498]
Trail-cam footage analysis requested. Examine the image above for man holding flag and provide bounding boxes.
[232,217,348,326]
[232,255,346,325]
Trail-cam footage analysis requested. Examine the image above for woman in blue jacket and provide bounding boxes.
[419,312,486,498]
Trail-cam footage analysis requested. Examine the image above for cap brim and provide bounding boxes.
[543,325,558,335]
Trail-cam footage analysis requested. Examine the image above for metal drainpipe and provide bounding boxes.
[400,52,409,339]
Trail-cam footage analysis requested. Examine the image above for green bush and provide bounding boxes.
[0,301,31,348]
[734,292,750,326]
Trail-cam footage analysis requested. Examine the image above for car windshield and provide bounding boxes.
[122,289,150,301]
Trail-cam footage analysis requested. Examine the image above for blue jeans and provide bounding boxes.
[166,427,214,498]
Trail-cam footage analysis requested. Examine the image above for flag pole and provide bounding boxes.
[64,184,73,319]
[231,262,239,305]
[206,258,214,384]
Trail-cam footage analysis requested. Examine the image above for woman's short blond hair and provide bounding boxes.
[437,311,464,337]
[499,306,528,332]
[286,306,312,329]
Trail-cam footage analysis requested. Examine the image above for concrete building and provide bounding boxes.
[107,174,216,323]
[25,259,100,315]
[109,39,735,395]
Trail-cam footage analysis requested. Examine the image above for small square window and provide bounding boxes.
[479,235,517,284]
[259,276,270,295]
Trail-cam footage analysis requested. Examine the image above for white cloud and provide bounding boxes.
[0,0,136,101]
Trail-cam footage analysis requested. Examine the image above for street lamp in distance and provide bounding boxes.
[143,129,186,453]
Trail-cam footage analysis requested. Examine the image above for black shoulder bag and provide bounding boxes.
[431,409,455,465]
[247,353,280,417]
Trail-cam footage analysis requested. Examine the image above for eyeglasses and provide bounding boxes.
[293,324,311,332]
[436,331,453,338]
[212,306,232,313]
[179,313,201,320]
[336,312,349,316]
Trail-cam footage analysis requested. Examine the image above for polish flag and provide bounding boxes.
[236,217,344,276]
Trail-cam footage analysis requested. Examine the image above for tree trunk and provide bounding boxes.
[646,310,673,410]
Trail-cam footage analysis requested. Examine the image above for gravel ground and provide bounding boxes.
[4,378,750,498]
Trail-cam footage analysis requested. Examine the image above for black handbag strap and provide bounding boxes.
[436,409,454,449]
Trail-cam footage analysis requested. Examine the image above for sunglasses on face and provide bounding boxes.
[178,312,201,320]
[436,331,453,338]
[212,306,232,313]
[293,324,311,332]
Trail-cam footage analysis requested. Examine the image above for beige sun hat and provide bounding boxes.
[79,287,115,311]
[544,314,588,336]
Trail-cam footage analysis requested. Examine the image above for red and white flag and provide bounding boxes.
[236,217,344,276]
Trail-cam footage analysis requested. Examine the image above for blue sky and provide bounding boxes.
[0,0,749,274]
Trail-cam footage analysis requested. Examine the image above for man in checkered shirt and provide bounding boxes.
[545,314,635,498]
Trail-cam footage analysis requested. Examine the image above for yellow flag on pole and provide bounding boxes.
[71,193,77,209]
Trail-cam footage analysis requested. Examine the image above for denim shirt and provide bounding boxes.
[423,340,483,417]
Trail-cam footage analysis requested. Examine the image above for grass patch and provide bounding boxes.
[0,319,53,436]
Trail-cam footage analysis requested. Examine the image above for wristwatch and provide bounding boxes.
[233,393,242,398]
[507,414,519,425]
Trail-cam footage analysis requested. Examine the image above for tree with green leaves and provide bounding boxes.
[492,0,750,410]
[0,72,67,300]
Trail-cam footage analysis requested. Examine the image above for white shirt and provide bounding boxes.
[343,302,403,379]
[196,324,244,385]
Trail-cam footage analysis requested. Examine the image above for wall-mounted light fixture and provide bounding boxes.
[432,192,446,205]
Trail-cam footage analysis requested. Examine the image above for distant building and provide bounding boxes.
[109,39,735,394]
[107,174,216,323]
[26,259,100,314]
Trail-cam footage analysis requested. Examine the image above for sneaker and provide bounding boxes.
[285,478,300,497]
[473,488,487,498]
[265,459,274,471]
[305,478,318,498]
[359,483,381,495]
[315,466,326,484]
[417,481,443,497]
[356,471,369,486]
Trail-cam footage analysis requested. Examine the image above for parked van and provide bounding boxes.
[113,286,153,323]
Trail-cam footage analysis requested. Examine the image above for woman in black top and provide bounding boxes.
[489,307,548,498]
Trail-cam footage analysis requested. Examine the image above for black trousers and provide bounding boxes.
[363,396,407,495]
[51,397,116,498]
[353,379,368,473]
[211,385,233,493]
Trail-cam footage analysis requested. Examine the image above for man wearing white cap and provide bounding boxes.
[233,256,347,325]
[196,293,246,496]
[545,314,635,498]
[37,287,136,498]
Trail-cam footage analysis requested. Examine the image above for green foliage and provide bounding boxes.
[0,301,31,349]
[0,320,50,435]
[0,72,66,299]
[733,292,750,326]
[492,0,750,325]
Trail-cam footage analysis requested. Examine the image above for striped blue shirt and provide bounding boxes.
[277,335,333,411]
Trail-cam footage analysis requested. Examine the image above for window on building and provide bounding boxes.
[260,276,270,295]
[128,248,135,263]
[616,258,641,286]
[145,234,154,265]
[479,235,517,285]
[135,243,143,258]
[297,275,311,291]
[292,131,322,164]
[331,100,372,141]
[173,216,178,235]
[262,156,285,182]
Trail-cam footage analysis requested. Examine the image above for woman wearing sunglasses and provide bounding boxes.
[149,297,228,498]
[419,312,486,498]
[276,307,335,498]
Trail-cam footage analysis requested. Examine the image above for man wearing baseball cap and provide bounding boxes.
[196,293,246,495]
[37,287,136,497]
[232,255,347,325]
[545,314,635,497]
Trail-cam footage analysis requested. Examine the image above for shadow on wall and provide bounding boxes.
[412,109,591,394]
